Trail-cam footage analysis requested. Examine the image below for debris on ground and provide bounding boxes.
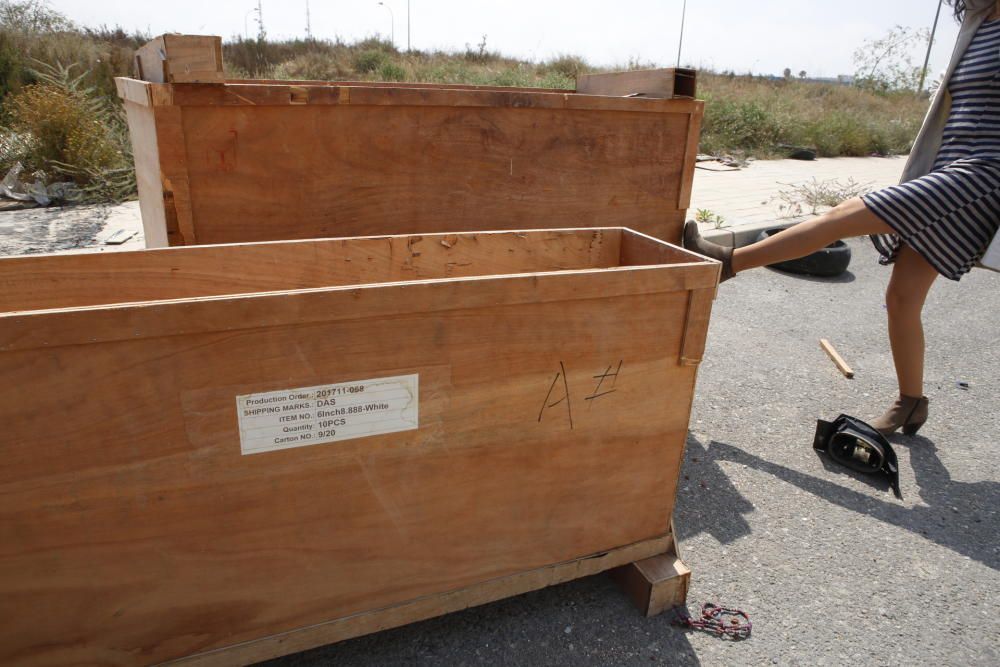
[0,163,79,207]
[777,144,817,161]
[696,153,751,171]
[671,603,752,640]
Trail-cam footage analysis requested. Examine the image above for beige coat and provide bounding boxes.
[902,0,997,183]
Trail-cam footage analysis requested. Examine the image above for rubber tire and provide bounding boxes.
[755,228,852,277]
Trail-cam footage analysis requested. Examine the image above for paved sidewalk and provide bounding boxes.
[690,155,907,229]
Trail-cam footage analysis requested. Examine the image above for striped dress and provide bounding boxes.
[864,18,1000,280]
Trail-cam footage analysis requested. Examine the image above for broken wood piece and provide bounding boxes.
[103,229,137,245]
[820,338,854,378]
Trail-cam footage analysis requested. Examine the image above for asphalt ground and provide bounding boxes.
[266,237,1000,667]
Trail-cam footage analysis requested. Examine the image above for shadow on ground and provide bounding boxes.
[693,436,999,571]
[764,267,857,283]
[264,572,702,666]
[674,435,755,545]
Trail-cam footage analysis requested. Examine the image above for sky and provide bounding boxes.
[50,0,961,80]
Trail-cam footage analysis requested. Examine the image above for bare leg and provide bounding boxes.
[731,197,893,274]
[885,245,938,397]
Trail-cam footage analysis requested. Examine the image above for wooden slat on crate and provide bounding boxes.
[175,535,673,666]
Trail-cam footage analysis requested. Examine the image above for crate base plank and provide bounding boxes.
[0,228,717,665]
[172,534,671,666]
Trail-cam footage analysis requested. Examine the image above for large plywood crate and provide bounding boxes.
[0,228,718,665]
[115,53,702,248]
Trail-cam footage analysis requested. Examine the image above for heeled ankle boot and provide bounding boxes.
[870,394,929,436]
[683,220,735,282]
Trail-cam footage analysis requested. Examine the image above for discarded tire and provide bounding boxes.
[755,228,852,277]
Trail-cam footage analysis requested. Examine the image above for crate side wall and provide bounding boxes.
[0,272,702,664]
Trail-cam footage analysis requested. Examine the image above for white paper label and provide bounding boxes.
[236,374,419,455]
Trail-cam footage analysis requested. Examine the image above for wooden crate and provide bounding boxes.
[0,228,717,665]
[116,39,702,248]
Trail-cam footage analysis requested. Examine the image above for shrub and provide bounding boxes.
[378,61,406,82]
[224,37,273,78]
[536,70,574,89]
[701,99,784,153]
[274,51,351,81]
[354,49,387,74]
[356,35,396,54]
[2,62,134,201]
[464,35,500,64]
[543,54,589,79]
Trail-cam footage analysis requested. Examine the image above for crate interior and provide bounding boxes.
[0,228,708,314]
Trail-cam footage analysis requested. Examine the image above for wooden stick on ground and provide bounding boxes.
[820,338,854,378]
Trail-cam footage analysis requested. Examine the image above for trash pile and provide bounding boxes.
[0,163,79,208]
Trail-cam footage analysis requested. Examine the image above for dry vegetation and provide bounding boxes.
[699,72,927,158]
[0,1,929,204]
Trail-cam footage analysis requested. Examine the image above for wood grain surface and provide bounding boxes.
[116,78,703,248]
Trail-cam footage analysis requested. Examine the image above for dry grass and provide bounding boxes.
[699,72,926,158]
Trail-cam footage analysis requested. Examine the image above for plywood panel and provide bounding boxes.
[180,104,690,244]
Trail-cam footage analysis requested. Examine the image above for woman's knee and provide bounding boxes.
[886,247,938,317]
[885,275,929,317]
[885,285,920,318]
[826,197,892,236]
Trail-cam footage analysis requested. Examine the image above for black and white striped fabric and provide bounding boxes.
[865,18,1000,280]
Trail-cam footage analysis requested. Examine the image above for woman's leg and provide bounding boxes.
[884,244,939,397]
[731,197,893,274]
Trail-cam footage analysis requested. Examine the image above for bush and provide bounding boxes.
[0,30,22,96]
[697,73,925,158]
[356,35,396,54]
[464,35,500,64]
[701,99,784,153]
[354,49,387,74]
[224,37,273,78]
[274,51,351,81]
[378,61,406,82]
[543,54,589,79]
[1,62,134,201]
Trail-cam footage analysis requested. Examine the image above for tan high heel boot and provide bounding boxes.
[870,394,929,436]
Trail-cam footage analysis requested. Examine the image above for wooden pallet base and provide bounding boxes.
[171,534,674,666]
[609,525,690,617]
